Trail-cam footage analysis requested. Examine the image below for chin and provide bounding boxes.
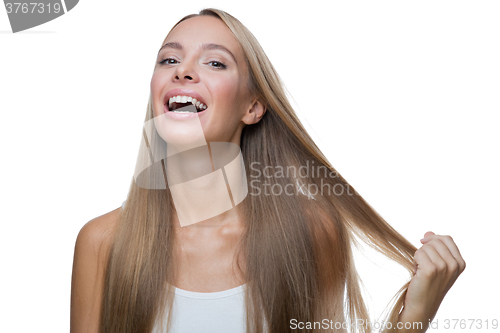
[152,112,207,155]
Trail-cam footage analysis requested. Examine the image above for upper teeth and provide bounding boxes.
[168,95,207,111]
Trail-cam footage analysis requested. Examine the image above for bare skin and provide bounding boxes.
[70,205,247,333]
[171,204,247,293]
[70,15,465,333]
[70,207,119,333]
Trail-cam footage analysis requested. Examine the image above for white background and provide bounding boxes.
[1,1,498,332]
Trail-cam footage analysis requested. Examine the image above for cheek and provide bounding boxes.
[150,72,164,96]
[150,72,168,116]
[210,77,245,112]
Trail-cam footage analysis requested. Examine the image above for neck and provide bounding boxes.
[172,201,244,230]
[166,140,247,228]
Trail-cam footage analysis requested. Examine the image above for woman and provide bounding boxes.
[70,8,466,333]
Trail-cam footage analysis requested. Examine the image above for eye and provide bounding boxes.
[158,58,178,65]
[207,60,227,69]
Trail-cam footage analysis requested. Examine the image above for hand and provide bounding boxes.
[401,232,466,325]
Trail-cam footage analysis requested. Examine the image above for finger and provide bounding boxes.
[414,247,436,277]
[422,234,465,273]
[418,243,448,272]
[437,235,466,273]
[424,231,435,238]
[420,231,436,244]
[419,241,463,292]
[425,239,460,276]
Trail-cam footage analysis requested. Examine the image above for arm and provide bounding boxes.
[70,209,118,333]
[396,232,466,333]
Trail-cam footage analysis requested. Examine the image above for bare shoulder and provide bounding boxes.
[76,206,121,253]
[70,205,122,333]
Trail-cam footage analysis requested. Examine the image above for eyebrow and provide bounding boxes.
[157,42,237,64]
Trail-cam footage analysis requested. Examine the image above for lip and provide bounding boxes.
[163,88,208,111]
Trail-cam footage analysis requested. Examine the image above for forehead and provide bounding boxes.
[163,16,243,58]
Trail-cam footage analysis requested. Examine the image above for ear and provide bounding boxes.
[241,99,267,125]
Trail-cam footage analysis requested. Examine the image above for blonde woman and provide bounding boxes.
[70,8,465,333]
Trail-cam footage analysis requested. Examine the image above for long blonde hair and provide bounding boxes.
[100,8,417,333]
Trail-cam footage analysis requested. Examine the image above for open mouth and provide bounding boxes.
[167,95,207,113]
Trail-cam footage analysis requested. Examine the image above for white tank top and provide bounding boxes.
[121,200,248,333]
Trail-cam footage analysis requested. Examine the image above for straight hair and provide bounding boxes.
[100,8,417,333]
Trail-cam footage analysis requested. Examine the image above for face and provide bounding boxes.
[150,15,265,146]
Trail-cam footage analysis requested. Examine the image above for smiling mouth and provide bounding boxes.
[167,96,207,113]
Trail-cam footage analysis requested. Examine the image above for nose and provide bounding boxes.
[173,59,199,83]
